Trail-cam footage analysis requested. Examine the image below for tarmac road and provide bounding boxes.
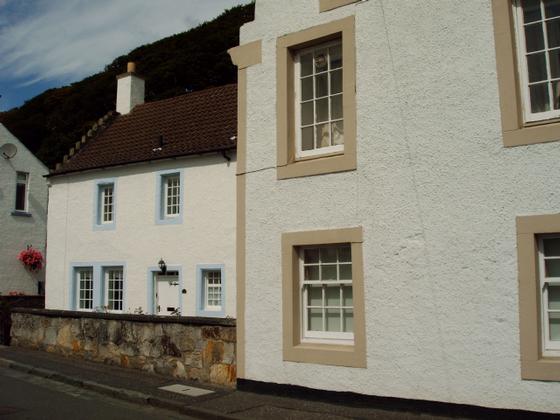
[0,366,196,420]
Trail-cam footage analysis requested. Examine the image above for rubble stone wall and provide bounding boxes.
[10,308,236,387]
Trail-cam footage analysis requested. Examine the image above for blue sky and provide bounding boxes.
[0,0,249,112]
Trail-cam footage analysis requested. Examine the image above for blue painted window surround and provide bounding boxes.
[196,264,225,317]
[69,262,126,311]
[155,169,184,225]
[93,178,117,231]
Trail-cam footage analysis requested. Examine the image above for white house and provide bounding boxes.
[45,63,237,318]
[229,0,560,415]
[0,123,48,295]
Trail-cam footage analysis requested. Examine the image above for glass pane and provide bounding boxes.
[321,264,337,280]
[321,247,337,263]
[308,309,323,331]
[301,77,313,101]
[16,172,27,182]
[325,286,340,306]
[553,80,560,109]
[549,285,560,310]
[301,53,313,77]
[523,0,542,23]
[550,312,560,341]
[304,248,320,263]
[315,73,328,97]
[544,238,560,256]
[525,23,544,52]
[530,83,550,113]
[316,98,329,122]
[314,48,328,73]
[342,286,353,306]
[548,19,560,48]
[332,120,344,146]
[545,259,560,277]
[330,44,342,69]
[331,95,343,119]
[316,123,330,148]
[301,101,314,125]
[550,49,560,78]
[339,264,352,280]
[307,285,322,306]
[304,265,319,281]
[338,246,351,262]
[527,53,548,82]
[343,309,354,333]
[331,69,342,94]
[545,0,560,18]
[326,309,341,332]
[301,127,314,151]
[15,184,26,210]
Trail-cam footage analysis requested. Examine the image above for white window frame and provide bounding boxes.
[14,171,29,212]
[299,244,354,345]
[538,234,560,356]
[76,268,94,311]
[163,174,180,218]
[99,184,114,224]
[513,0,560,122]
[104,267,124,312]
[203,269,223,311]
[294,39,344,159]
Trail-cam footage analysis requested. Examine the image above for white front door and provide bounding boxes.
[155,272,180,315]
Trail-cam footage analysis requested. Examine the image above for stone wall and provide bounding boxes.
[10,308,236,387]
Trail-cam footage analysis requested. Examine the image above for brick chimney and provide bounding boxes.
[116,62,145,115]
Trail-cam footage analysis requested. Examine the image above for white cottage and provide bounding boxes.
[45,63,237,318]
[0,124,48,295]
[230,0,560,415]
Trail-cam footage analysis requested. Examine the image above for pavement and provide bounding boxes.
[0,346,552,420]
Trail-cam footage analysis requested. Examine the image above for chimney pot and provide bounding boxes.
[127,62,136,73]
[116,62,145,115]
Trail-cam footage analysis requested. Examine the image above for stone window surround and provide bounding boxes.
[196,264,226,318]
[319,0,361,13]
[282,227,366,368]
[516,214,560,381]
[276,16,357,179]
[492,0,560,147]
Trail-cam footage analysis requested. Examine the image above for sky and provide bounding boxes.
[0,0,249,111]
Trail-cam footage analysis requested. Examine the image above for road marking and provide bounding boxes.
[158,384,214,397]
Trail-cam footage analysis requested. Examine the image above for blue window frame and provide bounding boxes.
[155,169,184,225]
[196,264,225,317]
[69,261,126,311]
[93,178,117,231]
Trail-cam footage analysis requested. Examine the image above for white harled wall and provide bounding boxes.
[241,0,560,413]
[0,124,48,295]
[45,153,236,318]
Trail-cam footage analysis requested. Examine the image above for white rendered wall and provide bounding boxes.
[0,124,48,294]
[45,153,236,318]
[241,0,560,413]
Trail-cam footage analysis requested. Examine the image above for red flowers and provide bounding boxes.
[17,246,43,272]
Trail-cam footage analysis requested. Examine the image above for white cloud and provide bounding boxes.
[0,0,249,86]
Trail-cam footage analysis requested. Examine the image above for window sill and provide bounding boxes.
[11,211,32,218]
[503,119,560,147]
[284,341,365,368]
[155,216,183,226]
[521,357,560,381]
[277,152,356,180]
[319,0,361,12]
[93,223,116,231]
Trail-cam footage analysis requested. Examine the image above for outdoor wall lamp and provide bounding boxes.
[158,258,167,275]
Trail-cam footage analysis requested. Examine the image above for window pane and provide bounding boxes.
[321,264,337,280]
[549,285,560,309]
[330,69,342,94]
[331,95,343,119]
[301,53,313,77]
[315,73,328,98]
[326,309,341,332]
[523,0,542,23]
[16,172,27,182]
[332,120,344,146]
[15,183,26,211]
[545,258,560,277]
[304,248,320,263]
[316,123,330,148]
[339,264,352,280]
[343,309,354,333]
[525,23,545,52]
[304,265,319,281]
[527,53,548,82]
[301,77,313,101]
[321,247,337,263]
[329,45,342,69]
[545,0,560,18]
[342,286,353,306]
[314,48,328,73]
[301,101,314,125]
[550,312,560,341]
[553,80,560,109]
[530,83,551,113]
[316,98,329,122]
[308,309,323,331]
[548,19,560,48]
[338,246,351,262]
[544,238,560,256]
[301,127,314,151]
[325,286,340,306]
[307,285,322,306]
[550,49,560,78]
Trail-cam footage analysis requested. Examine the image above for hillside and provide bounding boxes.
[0,3,254,169]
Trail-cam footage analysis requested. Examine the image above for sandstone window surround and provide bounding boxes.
[277,16,357,179]
[319,0,361,13]
[516,214,560,381]
[493,0,560,147]
[282,227,366,367]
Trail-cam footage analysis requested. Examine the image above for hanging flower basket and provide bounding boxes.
[17,246,43,272]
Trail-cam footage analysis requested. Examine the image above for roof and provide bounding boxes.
[51,84,237,176]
